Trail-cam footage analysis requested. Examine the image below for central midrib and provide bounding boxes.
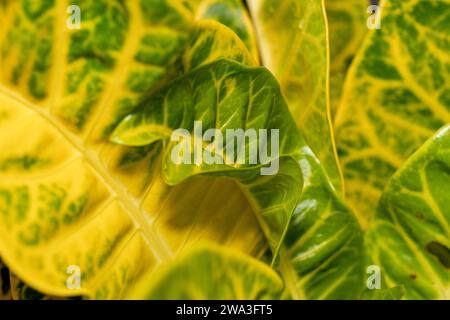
[0,84,173,262]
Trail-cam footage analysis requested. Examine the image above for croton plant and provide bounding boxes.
[0,0,448,300]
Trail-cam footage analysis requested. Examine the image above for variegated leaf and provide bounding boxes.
[0,0,264,298]
[248,0,344,194]
[335,0,450,227]
[367,126,450,299]
[128,243,283,299]
[325,0,368,118]
[113,58,366,299]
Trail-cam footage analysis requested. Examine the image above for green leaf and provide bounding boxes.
[325,0,368,118]
[190,0,260,62]
[0,0,264,298]
[335,0,450,227]
[127,243,283,299]
[4,0,441,302]
[180,19,257,73]
[0,0,256,138]
[360,286,405,300]
[279,154,365,299]
[367,125,450,299]
[1,0,192,135]
[248,0,344,194]
[113,58,366,298]
[112,58,304,259]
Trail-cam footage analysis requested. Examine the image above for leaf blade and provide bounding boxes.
[128,243,283,300]
[248,0,344,194]
[367,125,450,299]
[0,0,264,298]
[335,0,450,226]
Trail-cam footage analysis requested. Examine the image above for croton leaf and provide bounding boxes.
[3,0,440,301]
[279,151,365,299]
[335,0,450,227]
[113,57,365,299]
[181,20,257,72]
[112,58,306,259]
[0,0,256,138]
[189,0,260,62]
[248,0,343,194]
[367,125,450,299]
[128,243,283,299]
[0,0,265,298]
[325,0,368,118]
